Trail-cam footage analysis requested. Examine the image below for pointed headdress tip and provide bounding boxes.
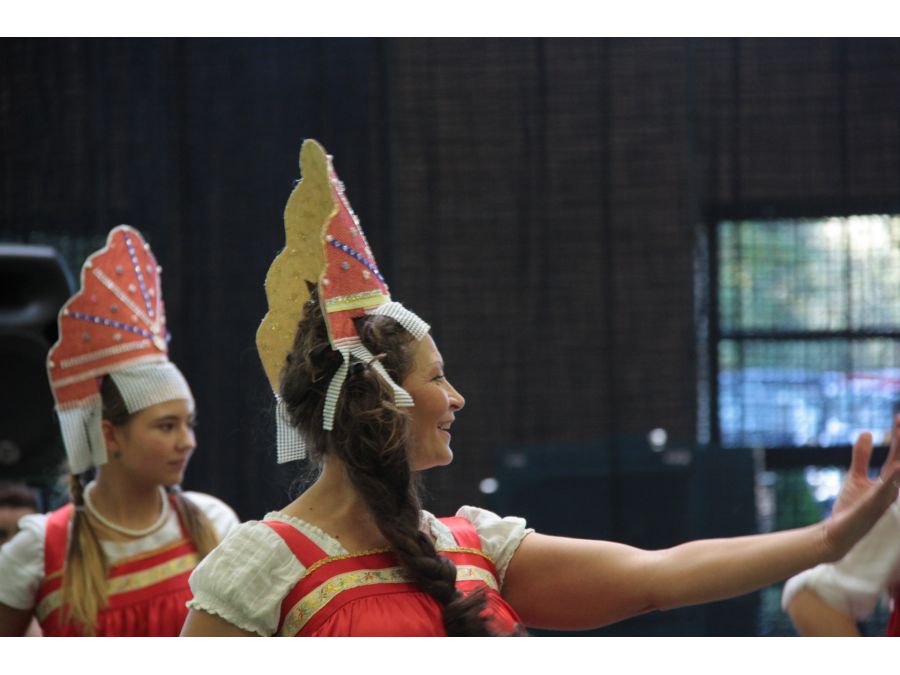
[313,143,397,347]
[299,137,328,166]
[47,225,170,409]
[257,138,338,393]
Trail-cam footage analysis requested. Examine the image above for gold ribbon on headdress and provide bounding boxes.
[257,140,332,392]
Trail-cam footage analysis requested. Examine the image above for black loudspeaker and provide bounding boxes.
[0,244,73,482]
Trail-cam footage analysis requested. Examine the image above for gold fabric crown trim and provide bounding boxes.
[256,140,334,392]
[324,289,390,314]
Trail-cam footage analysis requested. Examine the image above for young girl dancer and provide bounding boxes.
[0,226,238,636]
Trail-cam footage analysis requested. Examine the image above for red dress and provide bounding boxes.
[34,501,199,636]
[888,588,899,636]
[262,516,523,636]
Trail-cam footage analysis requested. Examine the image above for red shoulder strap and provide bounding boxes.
[888,587,900,636]
[439,516,482,550]
[44,504,74,577]
[262,520,330,568]
[168,493,190,539]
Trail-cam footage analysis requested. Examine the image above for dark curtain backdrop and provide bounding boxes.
[3,38,900,634]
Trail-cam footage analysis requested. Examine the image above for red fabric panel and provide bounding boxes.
[42,504,73,579]
[888,588,900,636]
[438,516,482,550]
[261,519,329,568]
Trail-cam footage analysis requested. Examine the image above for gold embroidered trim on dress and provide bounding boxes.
[439,546,495,565]
[105,552,198,595]
[35,551,198,621]
[41,537,190,585]
[302,548,392,578]
[280,564,499,636]
[300,546,495,579]
[43,569,63,584]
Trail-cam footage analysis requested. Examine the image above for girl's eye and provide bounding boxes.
[433,374,445,382]
[159,423,176,432]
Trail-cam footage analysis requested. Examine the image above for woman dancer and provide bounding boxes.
[182,140,900,636]
[0,226,238,636]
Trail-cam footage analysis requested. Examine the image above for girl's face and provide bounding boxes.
[401,335,465,471]
[103,398,196,487]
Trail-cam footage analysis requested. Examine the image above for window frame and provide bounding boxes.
[704,201,900,470]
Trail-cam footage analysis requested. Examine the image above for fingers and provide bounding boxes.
[826,460,900,560]
[851,463,899,530]
[869,462,900,519]
[849,431,874,478]
[882,414,900,479]
[883,460,900,484]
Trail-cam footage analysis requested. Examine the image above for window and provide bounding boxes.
[712,214,900,452]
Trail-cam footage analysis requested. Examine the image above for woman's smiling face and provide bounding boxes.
[401,335,465,471]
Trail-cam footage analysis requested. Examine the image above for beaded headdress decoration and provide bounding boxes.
[257,139,429,463]
[46,225,193,474]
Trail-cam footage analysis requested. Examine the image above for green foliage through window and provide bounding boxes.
[717,215,900,449]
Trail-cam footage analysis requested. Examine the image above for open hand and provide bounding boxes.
[821,418,900,560]
[831,415,900,517]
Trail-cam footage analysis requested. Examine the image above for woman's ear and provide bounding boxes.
[101,419,121,454]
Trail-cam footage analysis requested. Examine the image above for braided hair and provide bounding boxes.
[61,474,107,635]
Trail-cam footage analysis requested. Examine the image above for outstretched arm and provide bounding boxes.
[502,440,900,631]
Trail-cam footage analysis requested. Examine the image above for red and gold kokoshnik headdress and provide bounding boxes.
[46,225,193,474]
[257,139,429,462]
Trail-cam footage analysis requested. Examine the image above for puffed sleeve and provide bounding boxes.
[455,506,533,587]
[186,520,305,636]
[182,491,240,538]
[0,513,48,610]
[781,500,900,620]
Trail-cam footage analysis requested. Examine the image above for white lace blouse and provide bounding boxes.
[186,505,533,636]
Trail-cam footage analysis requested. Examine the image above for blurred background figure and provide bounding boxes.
[0,483,41,635]
[0,482,39,547]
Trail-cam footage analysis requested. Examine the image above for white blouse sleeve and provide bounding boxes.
[781,500,900,620]
[0,513,48,610]
[187,520,305,636]
[182,491,241,538]
[455,506,533,588]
